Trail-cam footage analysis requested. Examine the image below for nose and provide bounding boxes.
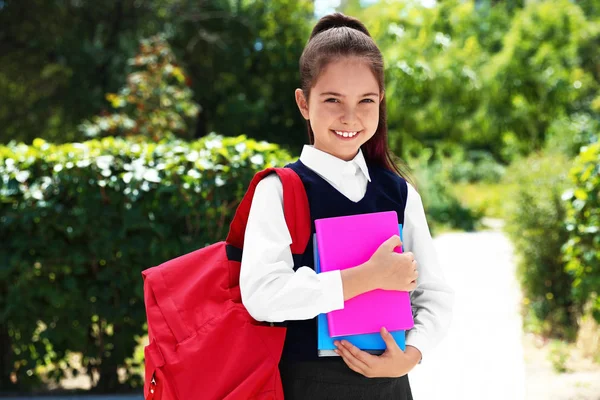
[340,105,358,125]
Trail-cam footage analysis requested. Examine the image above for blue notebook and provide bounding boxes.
[314,227,407,357]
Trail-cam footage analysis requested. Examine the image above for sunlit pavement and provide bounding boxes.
[409,230,527,400]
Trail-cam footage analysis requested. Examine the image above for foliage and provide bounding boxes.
[348,0,600,163]
[1,0,599,159]
[447,150,506,184]
[350,0,522,159]
[170,0,313,151]
[0,0,314,152]
[451,182,513,219]
[408,149,481,233]
[503,152,577,340]
[485,0,600,161]
[0,134,292,391]
[548,339,570,373]
[0,0,176,144]
[359,0,497,156]
[544,113,599,157]
[79,35,200,142]
[562,141,600,323]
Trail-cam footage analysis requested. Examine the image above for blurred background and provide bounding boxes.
[0,0,599,398]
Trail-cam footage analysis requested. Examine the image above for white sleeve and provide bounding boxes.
[403,183,454,361]
[239,174,345,322]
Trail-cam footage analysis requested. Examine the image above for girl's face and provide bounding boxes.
[295,56,383,161]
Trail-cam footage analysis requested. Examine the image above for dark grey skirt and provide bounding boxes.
[279,358,413,400]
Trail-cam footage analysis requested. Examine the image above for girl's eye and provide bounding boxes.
[325,98,375,103]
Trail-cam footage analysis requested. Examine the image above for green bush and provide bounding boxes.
[448,150,506,184]
[545,113,599,157]
[0,134,292,391]
[409,149,481,233]
[503,152,578,339]
[562,141,600,323]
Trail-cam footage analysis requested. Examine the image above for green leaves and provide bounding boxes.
[79,35,200,142]
[503,152,577,339]
[355,0,599,163]
[562,142,600,321]
[0,134,292,389]
[486,0,598,159]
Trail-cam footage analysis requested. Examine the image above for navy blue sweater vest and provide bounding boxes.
[282,159,408,361]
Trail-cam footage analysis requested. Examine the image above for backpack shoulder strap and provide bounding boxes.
[226,167,310,255]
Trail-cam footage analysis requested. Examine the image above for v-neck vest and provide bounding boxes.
[282,159,409,361]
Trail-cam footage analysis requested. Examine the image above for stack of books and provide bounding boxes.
[314,211,414,356]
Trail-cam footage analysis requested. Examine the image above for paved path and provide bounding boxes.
[409,230,527,400]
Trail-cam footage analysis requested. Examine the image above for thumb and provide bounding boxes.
[380,327,401,352]
[383,235,402,252]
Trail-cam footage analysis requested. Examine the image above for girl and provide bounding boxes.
[240,12,454,400]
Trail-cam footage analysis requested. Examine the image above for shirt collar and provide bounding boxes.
[299,145,371,184]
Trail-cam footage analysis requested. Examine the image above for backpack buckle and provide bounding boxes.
[148,373,157,399]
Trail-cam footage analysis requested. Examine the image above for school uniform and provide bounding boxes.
[240,146,454,399]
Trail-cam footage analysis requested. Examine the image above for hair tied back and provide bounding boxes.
[309,12,372,40]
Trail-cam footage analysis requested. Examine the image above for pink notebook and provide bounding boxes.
[315,211,415,337]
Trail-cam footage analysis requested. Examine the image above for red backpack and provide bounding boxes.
[141,167,310,400]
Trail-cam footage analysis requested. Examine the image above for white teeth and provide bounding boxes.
[334,130,358,138]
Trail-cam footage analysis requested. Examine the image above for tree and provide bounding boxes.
[352,0,512,159]
[0,0,315,155]
[0,0,175,144]
[346,0,599,162]
[169,0,313,152]
[485,0,599,160]
[79,35,200,142]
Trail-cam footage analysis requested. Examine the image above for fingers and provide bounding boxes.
[336,349,367,376]
[408,259,418,289]
[380,327,401,353]
[402,252,418,272]
[334,340,373,374]
[383,235,403,251]
[347,341,375,367]
[407,279,418,291]
[402,252,418,275]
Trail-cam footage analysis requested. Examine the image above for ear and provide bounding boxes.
[380,91,385,103]
[295,88,310,120]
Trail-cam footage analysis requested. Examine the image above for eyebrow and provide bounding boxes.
[319,91,379,97]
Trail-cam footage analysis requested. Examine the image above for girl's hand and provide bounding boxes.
[333,327,421,378]
[367,235,418,292]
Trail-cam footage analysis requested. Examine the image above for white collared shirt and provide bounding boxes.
[240,145,454,360]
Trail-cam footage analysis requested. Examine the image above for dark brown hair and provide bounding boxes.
[299,13,412,182]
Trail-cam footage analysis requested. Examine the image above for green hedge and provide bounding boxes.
[562,141,600,322]
[0,134,292,391]
[409,150,481,233]
[503,152,578,340]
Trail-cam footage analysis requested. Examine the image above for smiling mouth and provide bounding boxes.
[331,130,362,139]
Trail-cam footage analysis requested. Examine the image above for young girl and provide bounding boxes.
[240,13,454,400]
